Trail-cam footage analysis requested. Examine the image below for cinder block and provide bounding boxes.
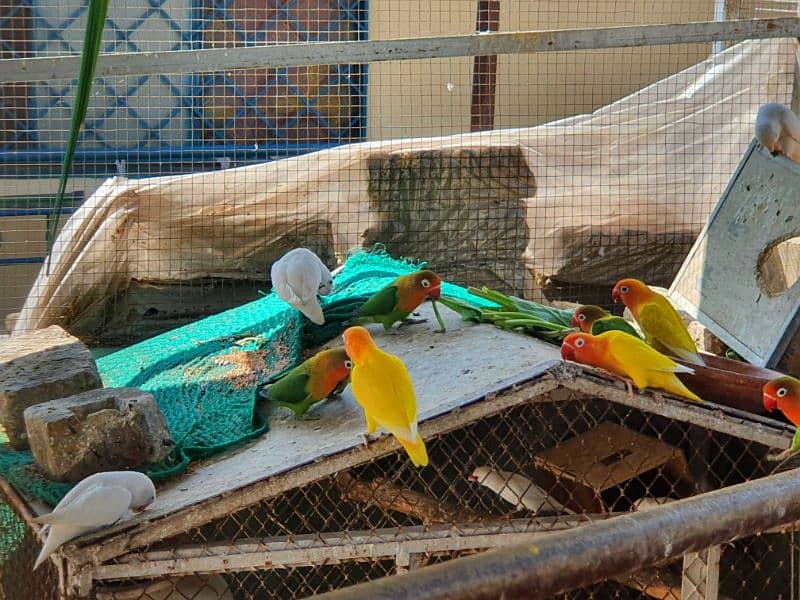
[24,387,173,482]
[0,325,102,449]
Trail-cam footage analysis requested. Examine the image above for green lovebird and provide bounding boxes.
[572,304,641,339]
[351,270,442,330]
[258,348,352,418]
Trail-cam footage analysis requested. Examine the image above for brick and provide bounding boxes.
[24,387,173,482]
[0,326,102,449]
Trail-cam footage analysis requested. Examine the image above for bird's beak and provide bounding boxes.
[468,474,479,482]
[429,285,442,299]
[611,288,622,304]
[763,392,778,412]
[571,314,580,327]
[132,502,153,513]
[561,342,576,362]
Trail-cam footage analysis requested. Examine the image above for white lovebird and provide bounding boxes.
[270,248,334,325]
[755,103,800,163]
[33,471,156,570]
[468,466,572,514]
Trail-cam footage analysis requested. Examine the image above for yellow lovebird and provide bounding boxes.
[342,326,429,467]
[612,278,703,366]
[561,331,702,402]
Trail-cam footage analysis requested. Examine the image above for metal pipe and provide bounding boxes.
[313,468,800,600]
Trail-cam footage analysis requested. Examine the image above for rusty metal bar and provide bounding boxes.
[312,468,800,600]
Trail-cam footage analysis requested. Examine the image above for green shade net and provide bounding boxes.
[0,247,490,510]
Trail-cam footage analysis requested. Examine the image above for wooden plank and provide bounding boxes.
[68,304,564,565]
[681,546,721,600]
[2,18,799,84]
[92,516,614,580]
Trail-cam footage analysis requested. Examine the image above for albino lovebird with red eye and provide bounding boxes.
[560,331,702,402]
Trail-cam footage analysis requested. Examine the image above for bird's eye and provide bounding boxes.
[777,387,788,398]
[575,338,585,348]
[620,285,629,293]
[421,278,430,288]
[578,314,586,321]
[344,360,353,369]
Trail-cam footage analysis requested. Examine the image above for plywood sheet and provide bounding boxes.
[111,302,560,525]
[670,142,800,367]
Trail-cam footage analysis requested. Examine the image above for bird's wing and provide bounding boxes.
[352,354,417,442]
[265,368,312,406]
[638,301,700,363]
[34,485,132,527]
[356,285,400,317]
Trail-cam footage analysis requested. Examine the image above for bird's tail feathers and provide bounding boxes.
[663,343,704,367]
[298,300,325,325]
[397,434,429,468]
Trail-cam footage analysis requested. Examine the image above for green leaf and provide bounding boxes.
[47,0,110,261]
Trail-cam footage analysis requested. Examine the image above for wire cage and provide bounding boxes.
[2,345,796,600]
[1,1,800,599]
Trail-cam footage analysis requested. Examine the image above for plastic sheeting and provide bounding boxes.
[14,39,794,334]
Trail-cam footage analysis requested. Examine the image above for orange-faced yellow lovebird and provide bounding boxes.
[572,305,641,339]
[560,331,702,402]
[612,278,702,366]
[763,376,800,425]
[342,326,429,467]
[352,270,442,330]
[258,348,352,418]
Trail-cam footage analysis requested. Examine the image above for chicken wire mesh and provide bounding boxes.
[0,0,797,338]
[70,389,797,600]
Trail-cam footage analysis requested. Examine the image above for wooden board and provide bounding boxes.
[94,302,561,527]
[670,141,800,368]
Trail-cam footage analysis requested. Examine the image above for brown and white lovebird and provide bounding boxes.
[33,471,155,570]
[342,326,428,467]
[271,248,334,325]
[561,331,702,402]
[612,278,702,366]
[258,347,352,418]
[352,270,442,330]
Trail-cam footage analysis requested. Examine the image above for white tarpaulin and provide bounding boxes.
[15,39,794,335]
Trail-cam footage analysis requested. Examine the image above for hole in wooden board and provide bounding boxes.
[757,234,800,297]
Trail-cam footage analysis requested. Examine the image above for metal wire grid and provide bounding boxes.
[72,394,794,600]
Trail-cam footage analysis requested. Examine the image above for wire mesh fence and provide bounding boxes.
[0,0,796,338]
[34,387,787,599]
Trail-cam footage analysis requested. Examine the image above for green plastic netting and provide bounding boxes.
[0,248,492,509]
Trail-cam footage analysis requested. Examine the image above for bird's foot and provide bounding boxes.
[359,432,378,449]
[766,447,800,462]
[399,318,428,328]
[625,380,634,397]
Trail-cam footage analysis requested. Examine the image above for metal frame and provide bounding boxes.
[313,467,800,600]
[40,362,793,597]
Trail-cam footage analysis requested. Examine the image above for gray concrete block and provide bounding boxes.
[0,326,102,449]
[24,387,173,482]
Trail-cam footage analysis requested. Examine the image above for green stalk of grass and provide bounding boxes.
[46,0,109,267]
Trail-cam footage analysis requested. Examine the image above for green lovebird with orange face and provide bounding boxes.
[352,270,442,330]
[572,304,641,339]
[259,348,352,418]
[612,278,702,366]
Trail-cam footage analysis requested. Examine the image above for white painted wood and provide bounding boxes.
[670,142,800,367]
[93,516,604,580]
[1,18,799,84]
[681,546,722,600]
[71,303,560,549]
